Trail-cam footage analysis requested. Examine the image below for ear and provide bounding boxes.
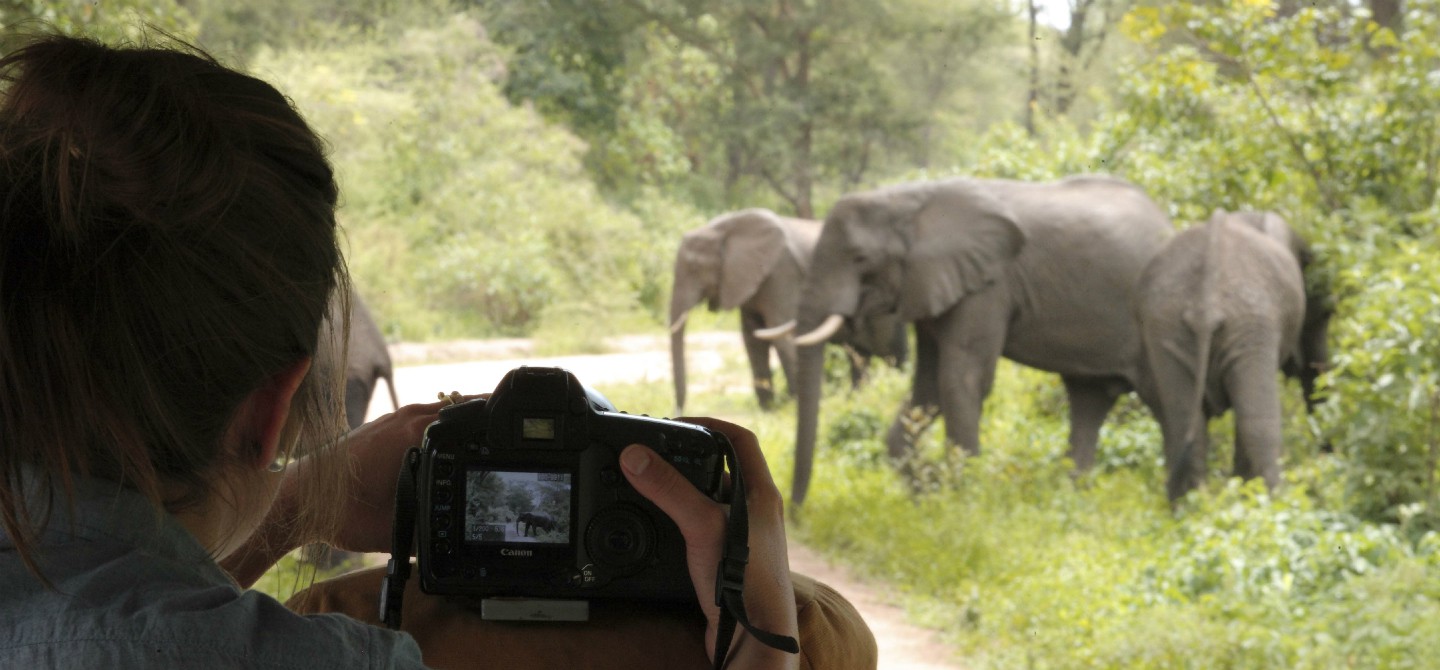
[671,228,721,320]
[897,182,1024,321]
[717,209,787,310]
[229,357,313,471]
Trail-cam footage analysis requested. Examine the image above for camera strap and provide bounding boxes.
[379,447,420,629]
[711,441,800,669]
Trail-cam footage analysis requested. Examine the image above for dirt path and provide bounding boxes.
[786,542,965,669]
[365,333,966,670]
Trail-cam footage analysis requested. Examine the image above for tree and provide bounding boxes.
[1053,0,1121,114]
[0,0,194,51]
[477,0,943,218]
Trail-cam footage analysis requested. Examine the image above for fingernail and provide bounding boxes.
[621,445,651,475]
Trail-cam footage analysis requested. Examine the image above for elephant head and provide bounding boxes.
[669,209,818,413]
[795,181,1023,343]
[790,180,1024,506]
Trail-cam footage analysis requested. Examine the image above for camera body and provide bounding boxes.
[414,366,726,602]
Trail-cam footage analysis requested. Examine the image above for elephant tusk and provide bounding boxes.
[794,314,845,346]
[753,320,796,341]
[669,312,689,334]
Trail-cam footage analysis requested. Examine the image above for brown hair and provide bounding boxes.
[0,34,351,577]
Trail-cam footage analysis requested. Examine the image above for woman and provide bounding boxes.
[0,34,798,668]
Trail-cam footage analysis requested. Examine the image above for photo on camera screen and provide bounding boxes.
[464,469,572,546]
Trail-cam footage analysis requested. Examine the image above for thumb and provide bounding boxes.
[619,445,723,542]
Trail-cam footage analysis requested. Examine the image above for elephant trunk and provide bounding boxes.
[670,272,708,415]
[792,342,827,508]
[671,317,688,415]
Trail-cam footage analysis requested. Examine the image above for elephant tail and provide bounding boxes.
[1168,216,1224,501]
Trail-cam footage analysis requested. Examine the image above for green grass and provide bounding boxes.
[613,354,1440,668]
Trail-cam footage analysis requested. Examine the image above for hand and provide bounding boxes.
[619,418,799,669]
[325,395,479,553]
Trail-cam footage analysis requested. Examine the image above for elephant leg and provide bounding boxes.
[1226,351,1284,491]
[740,310,776,409]
[933,291,1010,457]
[1061,376,1124,472]
[845,343,871,389]
[885,328,941,471]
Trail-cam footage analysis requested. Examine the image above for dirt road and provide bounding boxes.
[363,333,966,670]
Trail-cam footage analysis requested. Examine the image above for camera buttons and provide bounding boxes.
[586,506,654,569]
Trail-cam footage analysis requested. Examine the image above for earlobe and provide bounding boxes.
[239,357,313,471]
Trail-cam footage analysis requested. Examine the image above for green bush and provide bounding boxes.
[1320,231,1440,530]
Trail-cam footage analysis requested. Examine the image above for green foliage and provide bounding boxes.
[0,0,195,48]
[250,11,689,339]
[476,0,1017,216]
[789,361,1440,669]
[1320,230,1440,529]
[1112,0,1440,222]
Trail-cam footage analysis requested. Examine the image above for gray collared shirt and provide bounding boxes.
[0,471,428,669]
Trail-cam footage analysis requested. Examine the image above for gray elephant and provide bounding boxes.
[516,511,559,537]
[340,293,400,430]
[1135,210,1331,502]
[669,208,906,413]
[789,175,1174,507]
[312,289,400,433]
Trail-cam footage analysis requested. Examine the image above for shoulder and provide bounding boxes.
[0,556,425,669]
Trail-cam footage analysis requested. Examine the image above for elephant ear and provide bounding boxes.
[897,182,1025,321]
[717,209,787,310]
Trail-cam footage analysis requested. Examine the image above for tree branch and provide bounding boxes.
[1243,72,1341,211]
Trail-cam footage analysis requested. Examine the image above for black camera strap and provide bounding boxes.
[380,447,420,629]
[711,441,800,669]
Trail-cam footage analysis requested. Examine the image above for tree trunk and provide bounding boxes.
[1369,0,1402,32]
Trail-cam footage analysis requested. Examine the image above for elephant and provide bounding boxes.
[669,208,906,414]
[788,175,1174,507]
[516,511,559,537]
[1134,210,1331,502]
[320,290,400,430]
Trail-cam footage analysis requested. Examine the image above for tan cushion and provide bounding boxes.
[286,565,877,670]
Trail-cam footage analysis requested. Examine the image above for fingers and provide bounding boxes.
[674,417,784,512]
[619,445,726,541]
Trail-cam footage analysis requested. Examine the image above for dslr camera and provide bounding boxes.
[408,366,727,607]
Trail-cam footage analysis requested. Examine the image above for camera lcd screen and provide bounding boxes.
[464,469,572,546]
[522,417,556,440]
